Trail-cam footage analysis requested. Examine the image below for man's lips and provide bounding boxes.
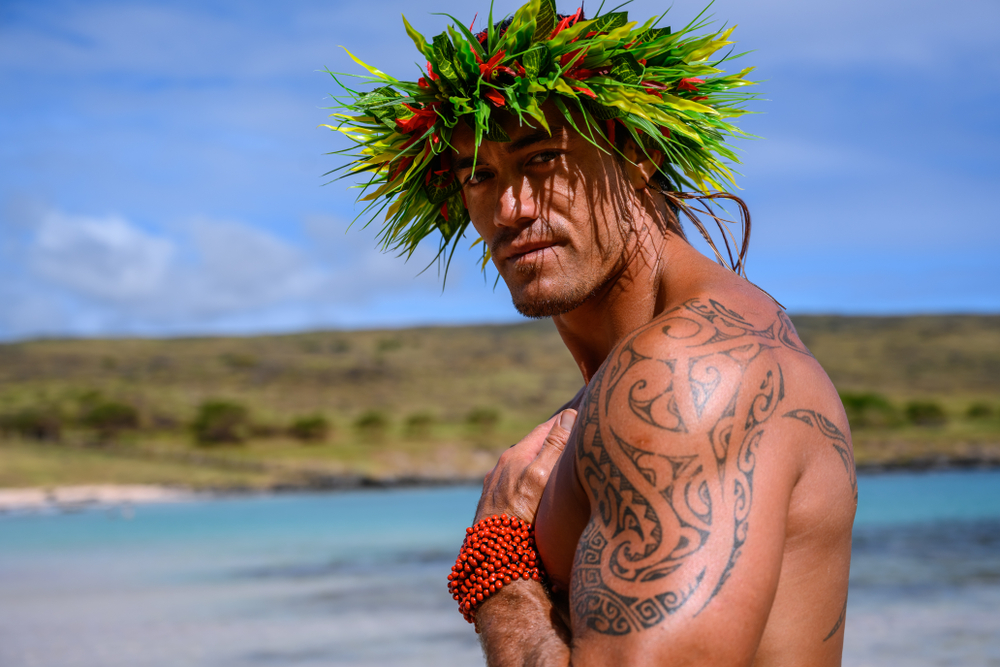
[501,239,559,263]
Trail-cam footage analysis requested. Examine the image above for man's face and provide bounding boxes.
[451,107,638,318]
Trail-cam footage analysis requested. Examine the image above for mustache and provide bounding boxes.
[489,226,522,259]
[489,221,557,259]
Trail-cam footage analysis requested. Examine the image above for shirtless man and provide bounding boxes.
[459,107,857,666]
[329,4,856,664]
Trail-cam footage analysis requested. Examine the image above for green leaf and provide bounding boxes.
[521,45,551,79]
[500,0,539,53]
[486,117,510,142]
[610,52,643,84]
[582,97,620,120]
[401,15,429,57]
[532,0,557,43]
[590,12,628,34]
[635,26,672,43]
[425,173,462,205]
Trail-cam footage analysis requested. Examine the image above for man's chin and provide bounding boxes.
[510,286,597,319]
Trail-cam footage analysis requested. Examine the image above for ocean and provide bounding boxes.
[1,470,999,666]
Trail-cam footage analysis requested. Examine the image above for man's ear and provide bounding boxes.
[621,139,665,191]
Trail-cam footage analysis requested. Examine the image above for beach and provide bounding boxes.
[0,485,195,512]
[1,471,999,666]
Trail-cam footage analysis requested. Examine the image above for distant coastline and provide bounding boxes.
[3,453,999,512]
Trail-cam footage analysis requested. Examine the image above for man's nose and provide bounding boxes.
[493,176,537,229]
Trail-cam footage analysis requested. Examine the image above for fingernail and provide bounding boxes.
[560,410,577,431]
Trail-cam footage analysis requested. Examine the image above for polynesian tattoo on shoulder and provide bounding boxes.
[570,299,814,636]
[782,409,857,501]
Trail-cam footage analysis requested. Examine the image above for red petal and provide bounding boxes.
[484,88,506,107]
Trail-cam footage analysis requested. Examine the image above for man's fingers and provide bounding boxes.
[532,409,577,474]
[510,413,561,460]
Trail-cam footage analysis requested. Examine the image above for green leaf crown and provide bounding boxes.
[323,0,758,270]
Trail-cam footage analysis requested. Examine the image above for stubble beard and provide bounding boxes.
[507,256,617,319]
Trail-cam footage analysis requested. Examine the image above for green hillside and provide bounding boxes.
[1,314,998,489]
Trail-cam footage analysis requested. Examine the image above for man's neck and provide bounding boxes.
[550,225,706,383]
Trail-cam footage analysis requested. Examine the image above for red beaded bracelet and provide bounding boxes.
[447,513,547,627]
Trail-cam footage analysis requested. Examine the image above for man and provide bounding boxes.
[328,3,856,664]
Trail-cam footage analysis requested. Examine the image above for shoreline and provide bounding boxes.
[2,456,999,511]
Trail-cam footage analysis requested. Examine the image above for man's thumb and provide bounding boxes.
[534,409,577,470]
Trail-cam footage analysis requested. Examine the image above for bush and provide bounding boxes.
[905,401,948,427]
[192,400,249,445]
[404,412,435,438]
[81,401,139,439]
[966,403,994,420]
[839,392,900,429]
[288,414,330,443]
[0,407,62,442]
[466,407,500,432]
[354,410,388,432]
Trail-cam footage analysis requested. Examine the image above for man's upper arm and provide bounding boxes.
[568,306,800,665]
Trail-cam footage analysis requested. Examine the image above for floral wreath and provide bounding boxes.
[323,0,758,275]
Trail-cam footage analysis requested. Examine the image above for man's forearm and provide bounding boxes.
[476,578,572,667]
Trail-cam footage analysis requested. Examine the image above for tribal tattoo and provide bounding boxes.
[571,299,796,635]
[782,409,857,501]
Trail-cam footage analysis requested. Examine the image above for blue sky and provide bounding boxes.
[1,0,998,340]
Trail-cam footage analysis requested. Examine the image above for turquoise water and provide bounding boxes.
[1,470,998,666]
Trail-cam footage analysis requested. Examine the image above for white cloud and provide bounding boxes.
[31,210,174,301]
[17,208,330,327]
[1,205,511,338]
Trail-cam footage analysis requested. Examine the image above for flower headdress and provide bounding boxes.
[323,0,758,274]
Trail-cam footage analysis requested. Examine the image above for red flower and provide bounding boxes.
[572,85,597,99]
[395,103,439,135]
[477,49,509,81]
[641,80,667,99]
[484,88,506,107]
[550,7,583,39]
[677,77,705,93]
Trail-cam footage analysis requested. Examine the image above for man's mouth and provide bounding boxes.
[502,239,559,264]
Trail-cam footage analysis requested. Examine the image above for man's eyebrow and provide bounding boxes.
[453,124,568,171]
[505,125,566,154]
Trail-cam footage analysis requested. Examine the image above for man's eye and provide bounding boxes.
[467,170,492,185]
[529,151,559,164]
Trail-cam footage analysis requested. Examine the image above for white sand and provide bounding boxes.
[0,485,194,511]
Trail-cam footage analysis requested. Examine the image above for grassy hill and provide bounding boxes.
[1,314,998,489]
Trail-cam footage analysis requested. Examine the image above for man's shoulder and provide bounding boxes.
[625,296,812,364]
[588,293,836,460]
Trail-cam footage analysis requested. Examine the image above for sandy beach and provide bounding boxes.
[0,485,195,511]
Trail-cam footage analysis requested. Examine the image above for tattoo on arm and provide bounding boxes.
[782,409,857,501]
[571,299,788,636]
[823,596,848,642]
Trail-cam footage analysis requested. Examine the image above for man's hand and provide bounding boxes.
[475,409,577,525]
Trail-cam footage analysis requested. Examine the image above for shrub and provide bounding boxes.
[80,401,139,439]
[289,414,330,443]
[192,400,249,445]
[354,410,388,432]
[404,412,435,438]
[966,403,994,420]
[249,422,282,438]
[839,392,900,429]
[905,401,948,427]
[466,407,500,432]
[376,338,402,353]
[0,407,62,442]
